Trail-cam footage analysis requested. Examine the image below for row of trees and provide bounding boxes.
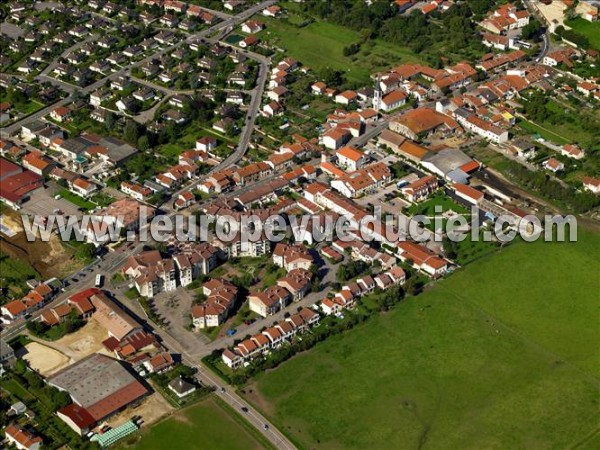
[555,25,591,50]
[505,161,600,213]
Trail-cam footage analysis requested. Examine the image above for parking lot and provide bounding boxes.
[152,287,211,353]
[355,183,409,215]
[22,186,80,217]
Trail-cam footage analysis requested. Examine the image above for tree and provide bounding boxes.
[104,111,115,132]
[65,310,84,333]
[337,260,369,282]
[521,19,542,41]
[76,243,96,261]
[26,320,48,336]
[343,43,361,56]
[443,236,458,260]
[137,135,150,151]
[321,68,345,87]
[123,119,140,145]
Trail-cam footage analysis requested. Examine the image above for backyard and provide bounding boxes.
[517,119,570,146]
[244,229,600,450]
[120,396,274,450]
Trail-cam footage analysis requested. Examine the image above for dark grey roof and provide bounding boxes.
[48,354,138,408]
[168,376,195,395]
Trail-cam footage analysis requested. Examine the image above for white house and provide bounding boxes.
[336,146,366,172]
[379,90,407,112]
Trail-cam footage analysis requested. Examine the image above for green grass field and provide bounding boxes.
[246,229,600,449]
[258,17,422,84]
[0,251,39,296]
[407,192,469,216]
[517,119,571,145]
[123,397,274,450]
[58,189,96,211]
[565,18,600,51]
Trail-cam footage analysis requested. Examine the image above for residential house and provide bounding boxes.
[452,183,484,205]
[273,243,314,271]
[396,242,447,277]
[401,175,439,202]
[544,157,564,173]
[583,176,600,194]
[277,268,312,301]
[322,128,351,150]
[379,89,407,112]
[336,146,366,172]
[248,286,291,317]
[4,424,42,450]
[192,278,237,329]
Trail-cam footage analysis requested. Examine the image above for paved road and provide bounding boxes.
[144,318,296,450]
[349,119,389,148]
[207,41,272,173]
[159,49,272,210]
[0,245,140,342]
[0,246,296,450]
[38,31,104,81]
[522,0,550,62]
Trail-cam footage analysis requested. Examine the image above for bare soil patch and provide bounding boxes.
[23,342,71,376]
[48,320,110,361]
[0,210,83,278]
[106,392,175,429]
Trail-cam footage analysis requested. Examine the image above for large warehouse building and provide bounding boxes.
[50,353,149,435]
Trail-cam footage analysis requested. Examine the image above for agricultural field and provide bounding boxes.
[565,18,600,51]
[257,16,423,85]
[245,229,600,450]
[120,397,274,450]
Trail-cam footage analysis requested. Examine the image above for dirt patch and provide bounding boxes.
[49,320,111,361]
[105,392,175,429]
[240,379,276,417]
[23,342,71,376]
[172,411,193,425]
[0,210,82,278]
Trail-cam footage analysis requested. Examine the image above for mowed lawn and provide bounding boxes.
[247,230,600,450]
[258,19,422,84]
[566,18,600,51]
[123,397,274,450]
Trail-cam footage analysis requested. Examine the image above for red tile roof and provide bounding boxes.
[57,403,96,430]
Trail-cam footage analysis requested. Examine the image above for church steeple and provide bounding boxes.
[373,74,382,111]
